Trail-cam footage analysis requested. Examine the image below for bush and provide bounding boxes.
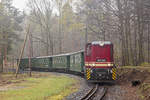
[140,62,150,67]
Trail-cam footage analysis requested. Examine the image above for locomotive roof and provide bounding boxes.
[91,41,112,45]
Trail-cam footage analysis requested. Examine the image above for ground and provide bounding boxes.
[0,65,150,100]
[0,72,79,100]
[117,65,150,100]
[66,65,150,100]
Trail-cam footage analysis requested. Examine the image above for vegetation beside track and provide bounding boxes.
[0,73,78,100]
[117,65,150,100]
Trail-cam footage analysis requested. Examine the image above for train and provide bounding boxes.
[84,41,117,82]
[19,41,117,83]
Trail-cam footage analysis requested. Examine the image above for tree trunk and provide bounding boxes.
[134,15,138,65]
[117,0,126,66]
[148,23,150,63]
[136,0,144,64]
[59,2,62,54]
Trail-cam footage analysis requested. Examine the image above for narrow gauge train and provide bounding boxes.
[84,41,117,82]
[19,41,116,83]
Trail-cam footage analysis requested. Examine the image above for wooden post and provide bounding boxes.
[28,32,32,77]
[15,25,30,78]
[148,23,150,63]
[0,53,3,72]
[81,52,84,72]
[12,56,15,73]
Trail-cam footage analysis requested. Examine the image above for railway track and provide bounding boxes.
[99,87,108,100]
[80,84,108,100]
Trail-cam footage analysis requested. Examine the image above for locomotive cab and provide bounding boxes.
[84,41,117,82]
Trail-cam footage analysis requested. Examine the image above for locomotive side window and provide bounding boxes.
[86,44,91,56]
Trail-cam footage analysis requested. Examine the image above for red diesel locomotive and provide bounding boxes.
[84,41,117,82]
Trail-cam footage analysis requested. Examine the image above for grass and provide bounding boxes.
[0,74,78,100]
[140,62,150,67]
[118,65,150,73]
[138,83,150,100]
[119,66,149,68]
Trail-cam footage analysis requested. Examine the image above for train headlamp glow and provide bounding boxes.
[92,63,96,66]
[108,64,111,66]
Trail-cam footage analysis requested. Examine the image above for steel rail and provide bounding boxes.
[80,84,99,100]
[99,87,108,100]
[80,84,108,100]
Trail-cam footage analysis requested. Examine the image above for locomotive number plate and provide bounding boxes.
[96,59,106,62]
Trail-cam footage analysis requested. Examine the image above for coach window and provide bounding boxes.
[86,45,91,56]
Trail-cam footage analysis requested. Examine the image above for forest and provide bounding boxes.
[0,0,150,70]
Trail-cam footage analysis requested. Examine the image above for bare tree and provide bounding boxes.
[78,0,150,66]
[28,0,54,55]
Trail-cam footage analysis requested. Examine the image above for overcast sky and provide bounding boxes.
[12,0,27,11]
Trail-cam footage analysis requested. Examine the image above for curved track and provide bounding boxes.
[99,87,108,100]
[80,84,108,100]
[80,84,99,100]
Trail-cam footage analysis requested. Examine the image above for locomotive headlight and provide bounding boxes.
[108,64,111,66]
[92,63,96,66]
